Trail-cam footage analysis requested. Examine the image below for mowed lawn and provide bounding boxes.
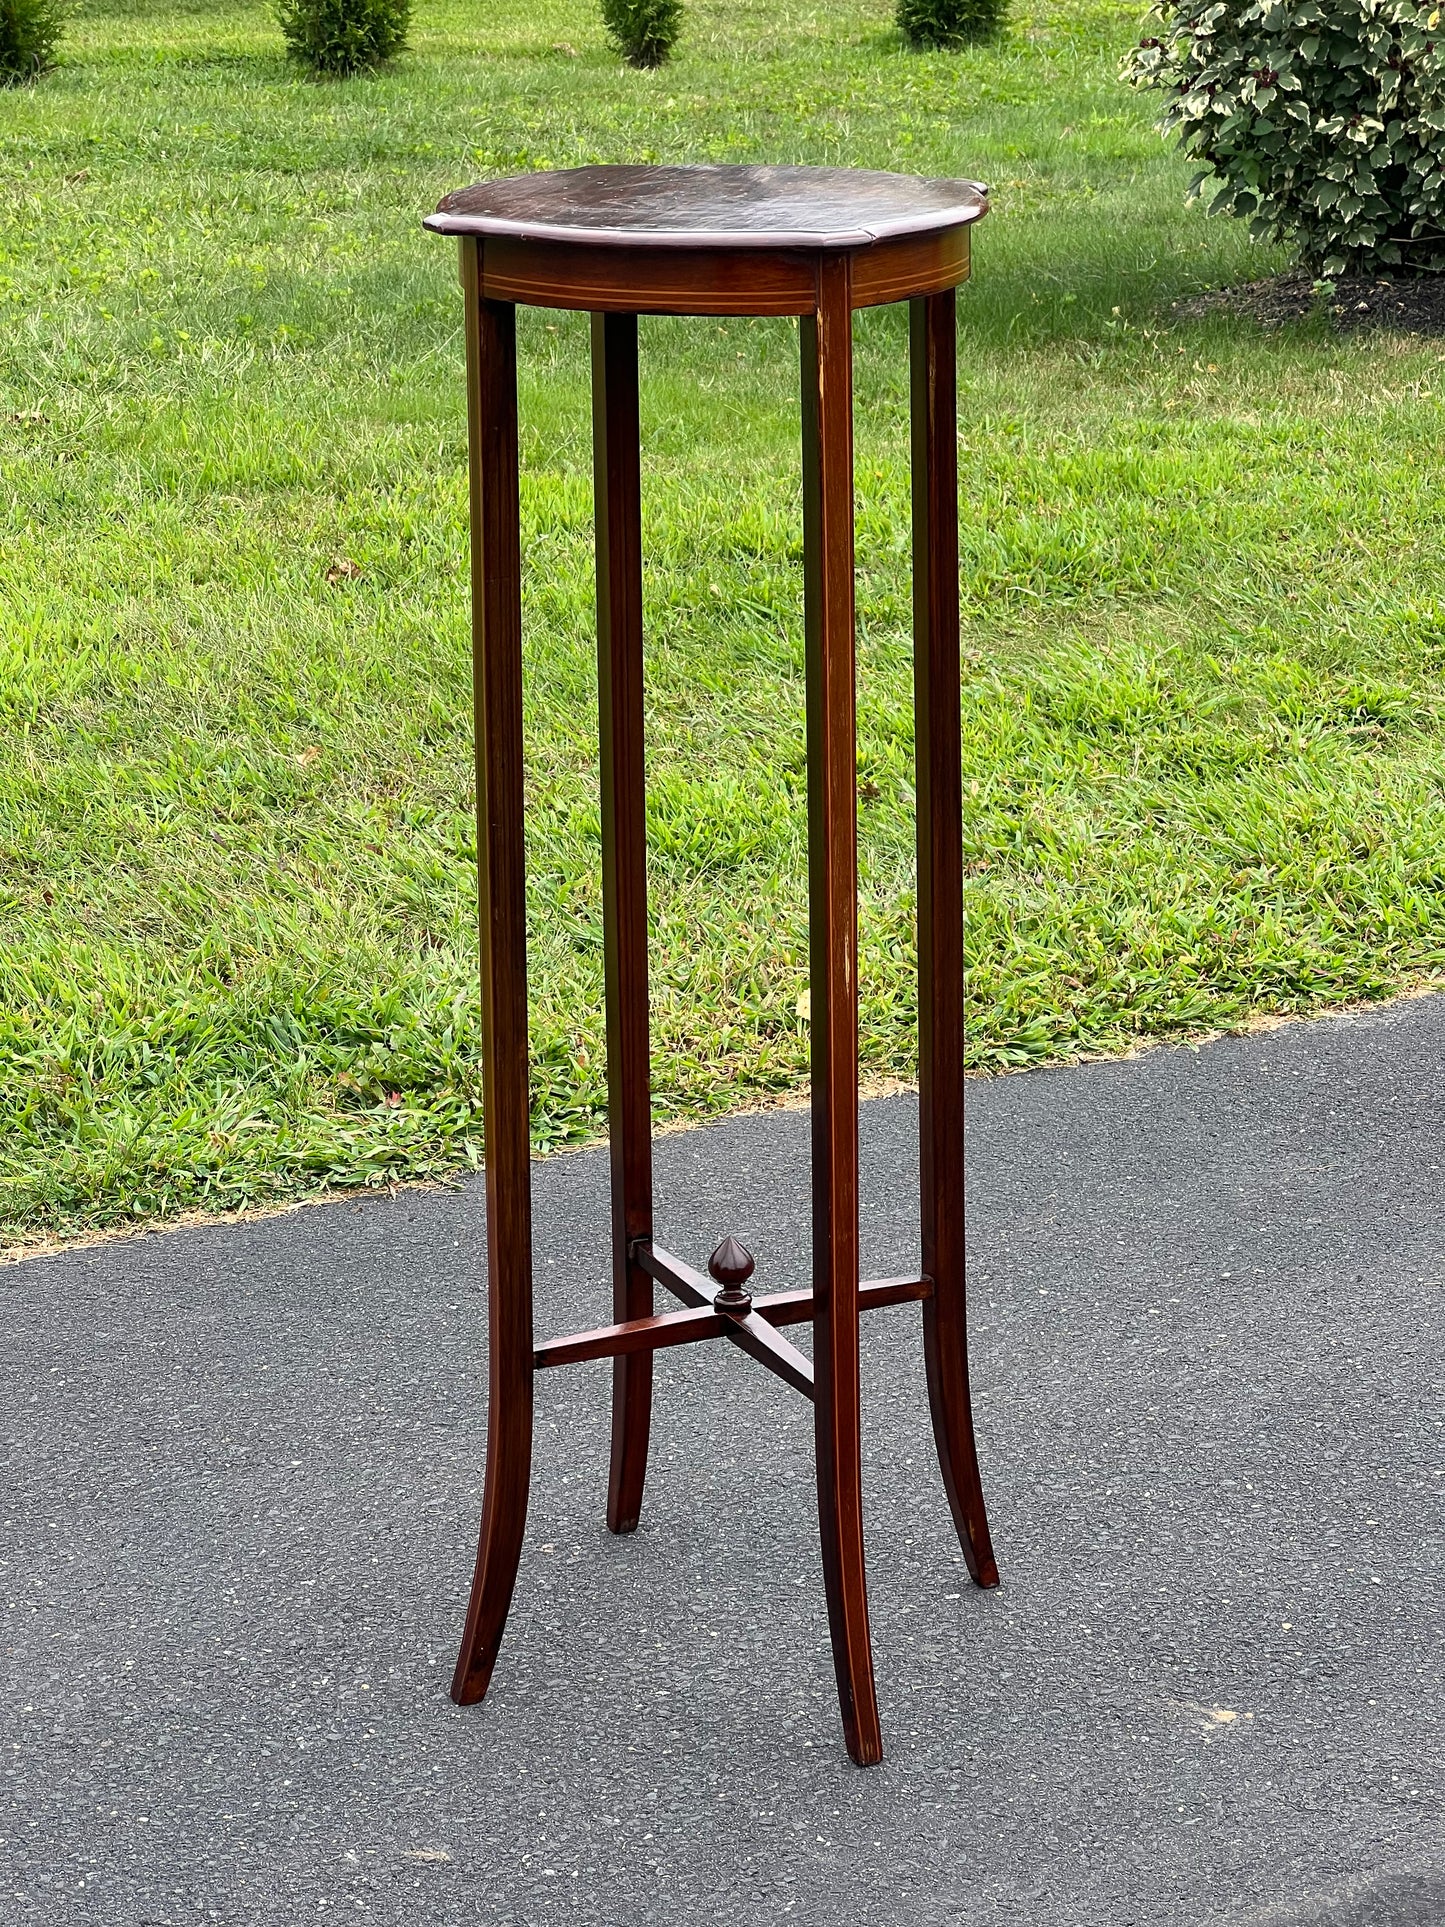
[3,0,1444,1244]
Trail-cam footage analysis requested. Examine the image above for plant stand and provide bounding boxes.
[425,164,1000,1766]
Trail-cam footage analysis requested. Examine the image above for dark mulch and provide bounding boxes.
[1173,267,1445,335]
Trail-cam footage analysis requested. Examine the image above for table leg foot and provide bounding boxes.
[922,1300,999,1589]
[815,1363,886,1766]
[606,1351,652,1534]
[451,1388,534,1703]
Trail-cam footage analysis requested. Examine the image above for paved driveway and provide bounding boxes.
[3,998,1442,1924]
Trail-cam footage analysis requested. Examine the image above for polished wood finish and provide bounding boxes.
[427,163,988,249]
[801,252,882,1767]
[911,291,999,1592]
[436,165,999,1767]
[850,227,970,311]
[427,166,982,317]
[537,1298,742,1370]
[451,248,534,1708]
[534,1274,933,1372]
[593,311,655,1538]
[477,235,817,318]
[470,229,970,317]
[638,1243,816,1400]
[707,1235,756,1313]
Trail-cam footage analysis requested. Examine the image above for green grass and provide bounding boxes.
[4,0,1445,1245]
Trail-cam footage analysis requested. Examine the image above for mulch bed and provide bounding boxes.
[1173,268,1445,335]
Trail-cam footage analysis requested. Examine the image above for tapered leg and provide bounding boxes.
[592,311,655,1535]
[910,289,999,1592]
[802,256,883,1768]
[452,243,536,1706]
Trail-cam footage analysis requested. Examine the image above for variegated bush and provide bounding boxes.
[1127,0,1445,275]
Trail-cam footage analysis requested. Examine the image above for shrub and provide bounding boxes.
[276,0,410,76]
[1126,0,1445,277]
[0,0,63,84]
[601,0,682,67]
[898,0,1007,49]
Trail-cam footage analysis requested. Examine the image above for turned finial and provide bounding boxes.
[708,1236,755,1314]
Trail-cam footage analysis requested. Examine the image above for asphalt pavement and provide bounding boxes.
[3,995,1442,1925]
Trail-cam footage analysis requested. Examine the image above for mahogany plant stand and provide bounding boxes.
[425,165,1000,1767]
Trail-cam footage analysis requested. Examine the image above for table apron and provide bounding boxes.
[472,228,970,315]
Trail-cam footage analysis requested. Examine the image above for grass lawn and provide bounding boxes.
[3,0,1445,1246]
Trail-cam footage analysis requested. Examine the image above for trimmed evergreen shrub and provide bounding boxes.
[898,0,1007,48]
[276,0,410,76]
[1126,0,1445,276]
[0,0,63,84]
[601,0,682,68]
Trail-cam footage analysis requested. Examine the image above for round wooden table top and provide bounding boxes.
[424,163,988,250]
[425,163,987,316]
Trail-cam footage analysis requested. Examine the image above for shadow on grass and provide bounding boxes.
[959,235,1322,349]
